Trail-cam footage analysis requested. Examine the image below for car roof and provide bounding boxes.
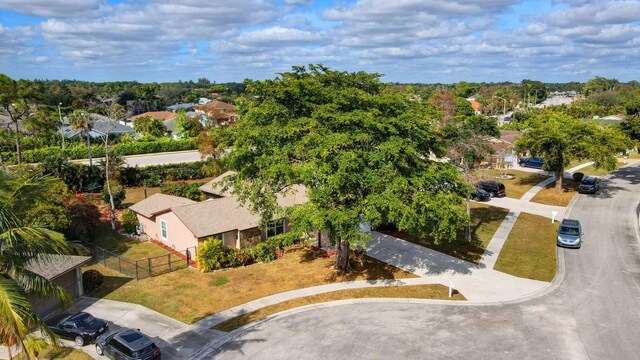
[561,219,581,227]
[113,328,154,351]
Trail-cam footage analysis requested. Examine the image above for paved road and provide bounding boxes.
[75,150,202,167]
[209,164,640,359]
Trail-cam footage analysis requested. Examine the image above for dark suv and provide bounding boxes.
[96,328,161,360]
[477,181,506,197]
[578,176,600,194]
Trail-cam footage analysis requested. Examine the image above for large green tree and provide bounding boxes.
[0,170,75,358]
[516,111,631,190]
[220,65,468,272]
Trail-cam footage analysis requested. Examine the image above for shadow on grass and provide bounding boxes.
[378,205,509,264]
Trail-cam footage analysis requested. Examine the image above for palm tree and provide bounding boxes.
[68,110,94,166]
[0,170,75,359]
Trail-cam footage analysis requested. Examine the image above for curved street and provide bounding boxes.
[209,164,640,359]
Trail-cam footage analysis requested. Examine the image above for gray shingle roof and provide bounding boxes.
[129,193,197,218]
[25,255,91,280]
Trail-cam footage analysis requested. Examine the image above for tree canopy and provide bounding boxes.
[516,111,631,189]
[220,65,468,272]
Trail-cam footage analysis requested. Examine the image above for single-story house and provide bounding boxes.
[62,113,136,139]
[130,111,177,136]
[486,130,523,168]
[193,101,238,125]
[167,103,197,112]
[469,100,482,115]
[26,255,91,316]
[129,172,307,251]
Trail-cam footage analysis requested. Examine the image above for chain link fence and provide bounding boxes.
[91,244,197,280]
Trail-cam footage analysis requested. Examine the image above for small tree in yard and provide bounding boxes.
[220,65,469,273]
[444,115,498,241]
[516,111,632,190]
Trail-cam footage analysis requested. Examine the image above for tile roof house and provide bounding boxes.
[26,255,91,316]
[193,101,238,125]
[469,100,482,114]
[129,172,308,252]
[130,111,177,136]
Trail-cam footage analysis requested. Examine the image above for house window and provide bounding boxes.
[267,219,285,238]
[160,220,168,240]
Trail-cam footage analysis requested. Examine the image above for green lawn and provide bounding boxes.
[381,202,510,264]
[212,284,465,332]
[475,169,551,199]
[84,245,416,324]
[92,223,171,260]
[494,213,558,282]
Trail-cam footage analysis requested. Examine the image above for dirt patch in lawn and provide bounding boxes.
[380,202,509,264]
[83,245,416,324]
[494,213,558,282]
[212,284,465,332]
[530,179,579,207]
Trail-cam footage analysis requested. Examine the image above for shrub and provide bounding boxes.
[254,241,277,263]
[82,269,104,293]
[573,172,585,182]
[197,238,227,272]
[120,210,139,233]
[64,195,101,241]
[102,181,126,209]
[160,181,205,201]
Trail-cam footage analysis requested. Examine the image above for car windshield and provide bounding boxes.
[582,178,595,185]
[559,226,580,235]
[78,314,95,324]
[132,344,157,357]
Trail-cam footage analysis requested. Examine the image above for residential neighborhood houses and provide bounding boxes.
[1,69,640,360]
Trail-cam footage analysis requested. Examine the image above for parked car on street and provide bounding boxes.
[96,328,161,360]
[477,180,506,197]
[45,312,108,346]
[578,176,600,194]
[557,219,583,248]
[471,187,491,201]
[518,157,544,168]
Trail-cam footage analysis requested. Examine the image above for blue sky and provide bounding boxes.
[1,0,639,83]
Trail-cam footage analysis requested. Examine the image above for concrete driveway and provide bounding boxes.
[203,163,640,360]
[52,297,213,360]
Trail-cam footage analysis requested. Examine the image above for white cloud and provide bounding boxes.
[234,26,326,46]
[0,0,104,18]
[547,0,640,27]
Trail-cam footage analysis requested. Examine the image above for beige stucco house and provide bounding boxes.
[129,172,307,252]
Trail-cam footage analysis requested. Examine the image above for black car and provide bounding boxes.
[578,176,600,194]
[45,312,108,346]
[96,328,161,360]
[477,180,506,197]
[471,187,491,201]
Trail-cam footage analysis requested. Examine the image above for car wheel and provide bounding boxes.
[75,335,85,346]
[96,344,104,356]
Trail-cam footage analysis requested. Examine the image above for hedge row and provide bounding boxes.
[197,234,297,272]
[2,138,197,164]
[119,160,217,187]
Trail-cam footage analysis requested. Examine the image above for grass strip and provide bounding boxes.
[494,213,558,282]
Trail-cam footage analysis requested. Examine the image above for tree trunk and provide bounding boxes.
[465,195,472,241]
[14,121,21,164]
[6,345,13,360]
[554,169,564,191]
[316,230,321,248]
[86,132,92,167]
[334,238,350,273]
[105,141,117,231]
